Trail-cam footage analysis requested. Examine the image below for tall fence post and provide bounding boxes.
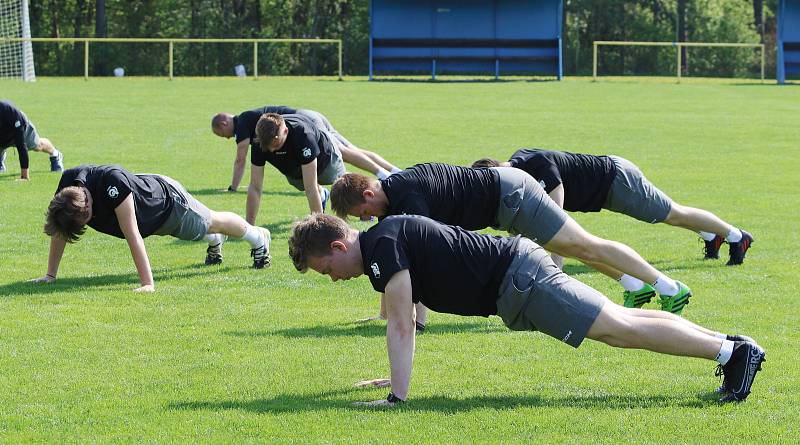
[592,42,597,81]
[169,41,174,80]
[676,42,682,83]
[760,44,765,83]
[254,42,258,80]
[84,41,89,80]
[338,39,343,80]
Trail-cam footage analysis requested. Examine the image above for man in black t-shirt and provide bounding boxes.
[31,165,272,292]
[473,149,753,271]
[287,214,765,406]
[330,164,693,315]
[0,100,64,180]
[211,106,401,223]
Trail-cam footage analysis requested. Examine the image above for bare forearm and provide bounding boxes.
[46,236,67,277]
[231,159,246,189]
[306,187,323,214]
[246,186,261,225]
[126,236,154,286]
[386,320,415,400]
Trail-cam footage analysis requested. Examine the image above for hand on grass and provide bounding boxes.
[134,284,155,293]
[354,378,391,388]
[354,314,385,324]
[30,275,55,284]
[353,399,398,408]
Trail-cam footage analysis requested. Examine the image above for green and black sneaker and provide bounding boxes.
[658,281,692,314]
[623,284,656,308]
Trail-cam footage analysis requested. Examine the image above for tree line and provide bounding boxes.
[26,0,777,78]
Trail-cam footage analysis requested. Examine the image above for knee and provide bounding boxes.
[596,316,640,349]
[562,239,604,263]
[663,204,686,225]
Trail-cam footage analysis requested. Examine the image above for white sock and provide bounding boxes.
[714,332,727,340]
[376,168,390,180]
[698,231,718,241]
[242,225,263,248]
[716,340,735,365]
[619,274,646,292]
[50,148,61,157]
[653,276,679,296]
[205,233,224,246]
[390,167,403,174]
[726,228,743,243]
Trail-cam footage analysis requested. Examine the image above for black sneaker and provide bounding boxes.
[715,335,760,393]
[205,243,223,265]
[718,341,765,403]
[726,230,753,266]
[703,235,725,260]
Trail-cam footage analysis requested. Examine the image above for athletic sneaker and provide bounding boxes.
[726,230,754,266]
[658,281,691,314]
[717,340,766,402]
[205,243,223,265]
[703,235,725,260]
[50,152,64,172]
[415,321,426,333]
[715,334,760,394]
[623,283,656,308]
[250,227,272,269]
[0,149,6,172]
[320,187,330,213]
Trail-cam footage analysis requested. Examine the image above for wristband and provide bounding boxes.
[227,186,236,192]
[387,392,405,404]
[46,273,56,279]
[415,321,426,333]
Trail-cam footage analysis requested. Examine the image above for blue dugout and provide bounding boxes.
[369,0,563,80]
[778,0,800,83]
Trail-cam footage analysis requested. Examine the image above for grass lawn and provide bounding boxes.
[1,76,798,443]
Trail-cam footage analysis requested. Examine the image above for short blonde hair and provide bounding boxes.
[330,173,372,218]
[255,113,284,150]
[288,214,350,272]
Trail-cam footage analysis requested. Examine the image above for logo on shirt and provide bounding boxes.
[14,120,21,128]
[370,262,381,278]
[538,179,547,189]
[562,330,573,343]
[107,186,119,198]
[302,147,312,158]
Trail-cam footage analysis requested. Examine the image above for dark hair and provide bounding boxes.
[330,173,372,218]
[211,113,231,132]
[44,186,90,243]
[471,158,501,168]
[255,113,284,151]
[288,214,350,272]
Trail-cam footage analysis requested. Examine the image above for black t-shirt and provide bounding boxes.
[56,165,175,239]
[380,163,500,230]
[234,105,297,148]
[508,148,616,212]
[359,215,520,317]
[250,113,333,180]
[0,100,30,169]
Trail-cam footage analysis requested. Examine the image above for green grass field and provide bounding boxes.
[1,77,798,443]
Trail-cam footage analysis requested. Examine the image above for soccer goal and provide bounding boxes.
[0,0,35,81]
[592,41,765,82]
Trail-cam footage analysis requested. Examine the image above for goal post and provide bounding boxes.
[0,0,36,81]
[592,41,765,83]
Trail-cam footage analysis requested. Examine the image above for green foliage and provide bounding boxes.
[0,76,798,442]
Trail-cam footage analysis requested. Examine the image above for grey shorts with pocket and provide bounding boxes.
[496,238,606,348]
[23,121,40,150]
[296,109,353,148]
[492,166,569,246]
[153,176,213,241]
[285,142,346,191]
[604,156,673,224]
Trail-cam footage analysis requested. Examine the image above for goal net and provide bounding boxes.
[0,0,35,81]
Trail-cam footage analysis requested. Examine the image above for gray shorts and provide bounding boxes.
[492,166,568,245]
[286,143,346,190]
[0,116,40,151]
[296,109,353,147]
[153,176,213,241]
[604,156,672,224]
[496,238,606,348]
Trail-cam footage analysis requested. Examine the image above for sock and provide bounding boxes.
[390,167,403,174]
[376,168,390,180]
[714,332,727,340]
[619,274,646,292]
[205,233,224,246]
[698,231,718,242]
[653,276,679,296]
[726,228,743,243]
[242,225,263,248]
[715,340,735,365]
[50,148,61,158]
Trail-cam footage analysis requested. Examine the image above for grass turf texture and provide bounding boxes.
[0,77,798,443]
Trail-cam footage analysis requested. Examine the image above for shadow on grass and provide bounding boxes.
[170,389,710,414]
[0,264,237,297]
[343,77,557,84]
[227,321,504,339]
